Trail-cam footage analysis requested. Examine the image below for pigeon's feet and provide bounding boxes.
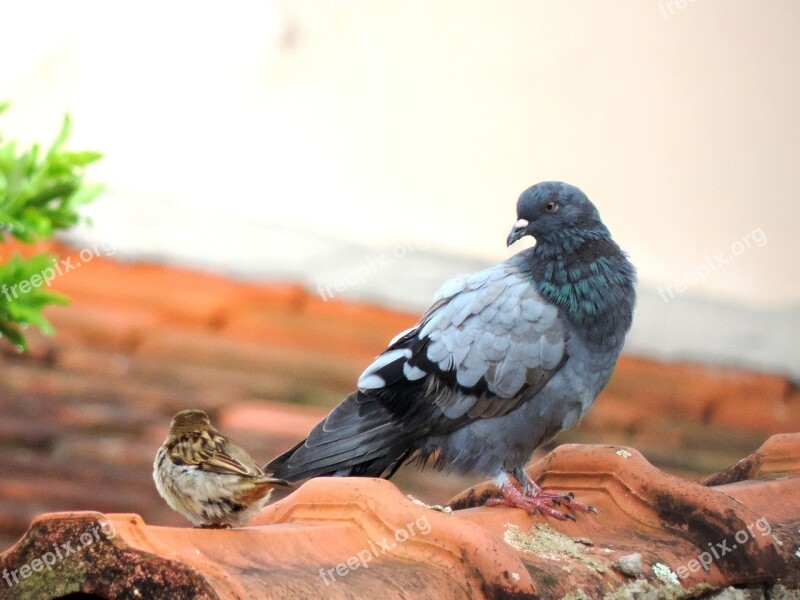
[514,468,597,516]
[485,480,577,520]
[483,471,597,520]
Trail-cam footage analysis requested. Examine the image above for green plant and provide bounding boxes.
[0,102,103,350]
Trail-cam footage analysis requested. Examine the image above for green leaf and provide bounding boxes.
[7,303,54,332]
[20,207,54,237]
[67,182,104,208]
[23,290,69,310]
[57,151,104,167]
[46,113,72,158]
[28,181,78,206]
[0,319,27,351]
[0,107,103,350]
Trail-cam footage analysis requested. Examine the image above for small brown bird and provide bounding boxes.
[154,409,290,528]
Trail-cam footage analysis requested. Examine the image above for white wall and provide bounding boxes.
[2,0,799,374]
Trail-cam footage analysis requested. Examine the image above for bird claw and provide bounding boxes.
[560,497,597,515]
[484,481,585,521]
[485,473,597,521]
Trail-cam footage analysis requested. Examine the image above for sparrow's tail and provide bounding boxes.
[236,476,292,505]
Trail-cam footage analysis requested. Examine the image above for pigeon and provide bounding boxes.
[154,409,290,527]
[267,182,636,519]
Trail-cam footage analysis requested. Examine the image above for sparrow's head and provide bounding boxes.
[169,409,213,436]
[507,181,607,246]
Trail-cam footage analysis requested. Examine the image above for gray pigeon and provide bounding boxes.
[267,182,636,519]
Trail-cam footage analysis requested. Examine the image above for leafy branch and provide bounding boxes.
[0,103,103,350]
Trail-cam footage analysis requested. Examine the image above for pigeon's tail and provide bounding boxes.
[265,390,427,483]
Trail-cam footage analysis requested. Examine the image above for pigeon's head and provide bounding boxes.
[507,182,605,246]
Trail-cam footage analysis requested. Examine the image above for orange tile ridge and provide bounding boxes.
[2,434,799,599]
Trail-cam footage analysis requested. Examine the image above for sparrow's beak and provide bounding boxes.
[506,218,530,246]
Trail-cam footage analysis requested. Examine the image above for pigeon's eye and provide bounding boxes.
[544,202,559,214]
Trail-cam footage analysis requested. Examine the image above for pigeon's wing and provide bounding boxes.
[358,262,569,421]
[267,261,569,481]
[169,432,265,478]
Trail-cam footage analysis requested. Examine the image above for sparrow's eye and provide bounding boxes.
[544,201,559,214]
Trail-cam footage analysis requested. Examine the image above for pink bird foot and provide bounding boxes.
[484,471,597,520]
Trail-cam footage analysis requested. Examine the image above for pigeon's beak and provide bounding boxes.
[506,219,530,246]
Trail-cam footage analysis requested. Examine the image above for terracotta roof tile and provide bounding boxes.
[218,402,330,439]
[1,240,799,595]
[135,329,363,391]
[2,437,799,598]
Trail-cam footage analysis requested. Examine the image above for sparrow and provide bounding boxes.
[267,182,636,520]
[154,409,290,528]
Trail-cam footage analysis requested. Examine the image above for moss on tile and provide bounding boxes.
[504,523,609,574]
